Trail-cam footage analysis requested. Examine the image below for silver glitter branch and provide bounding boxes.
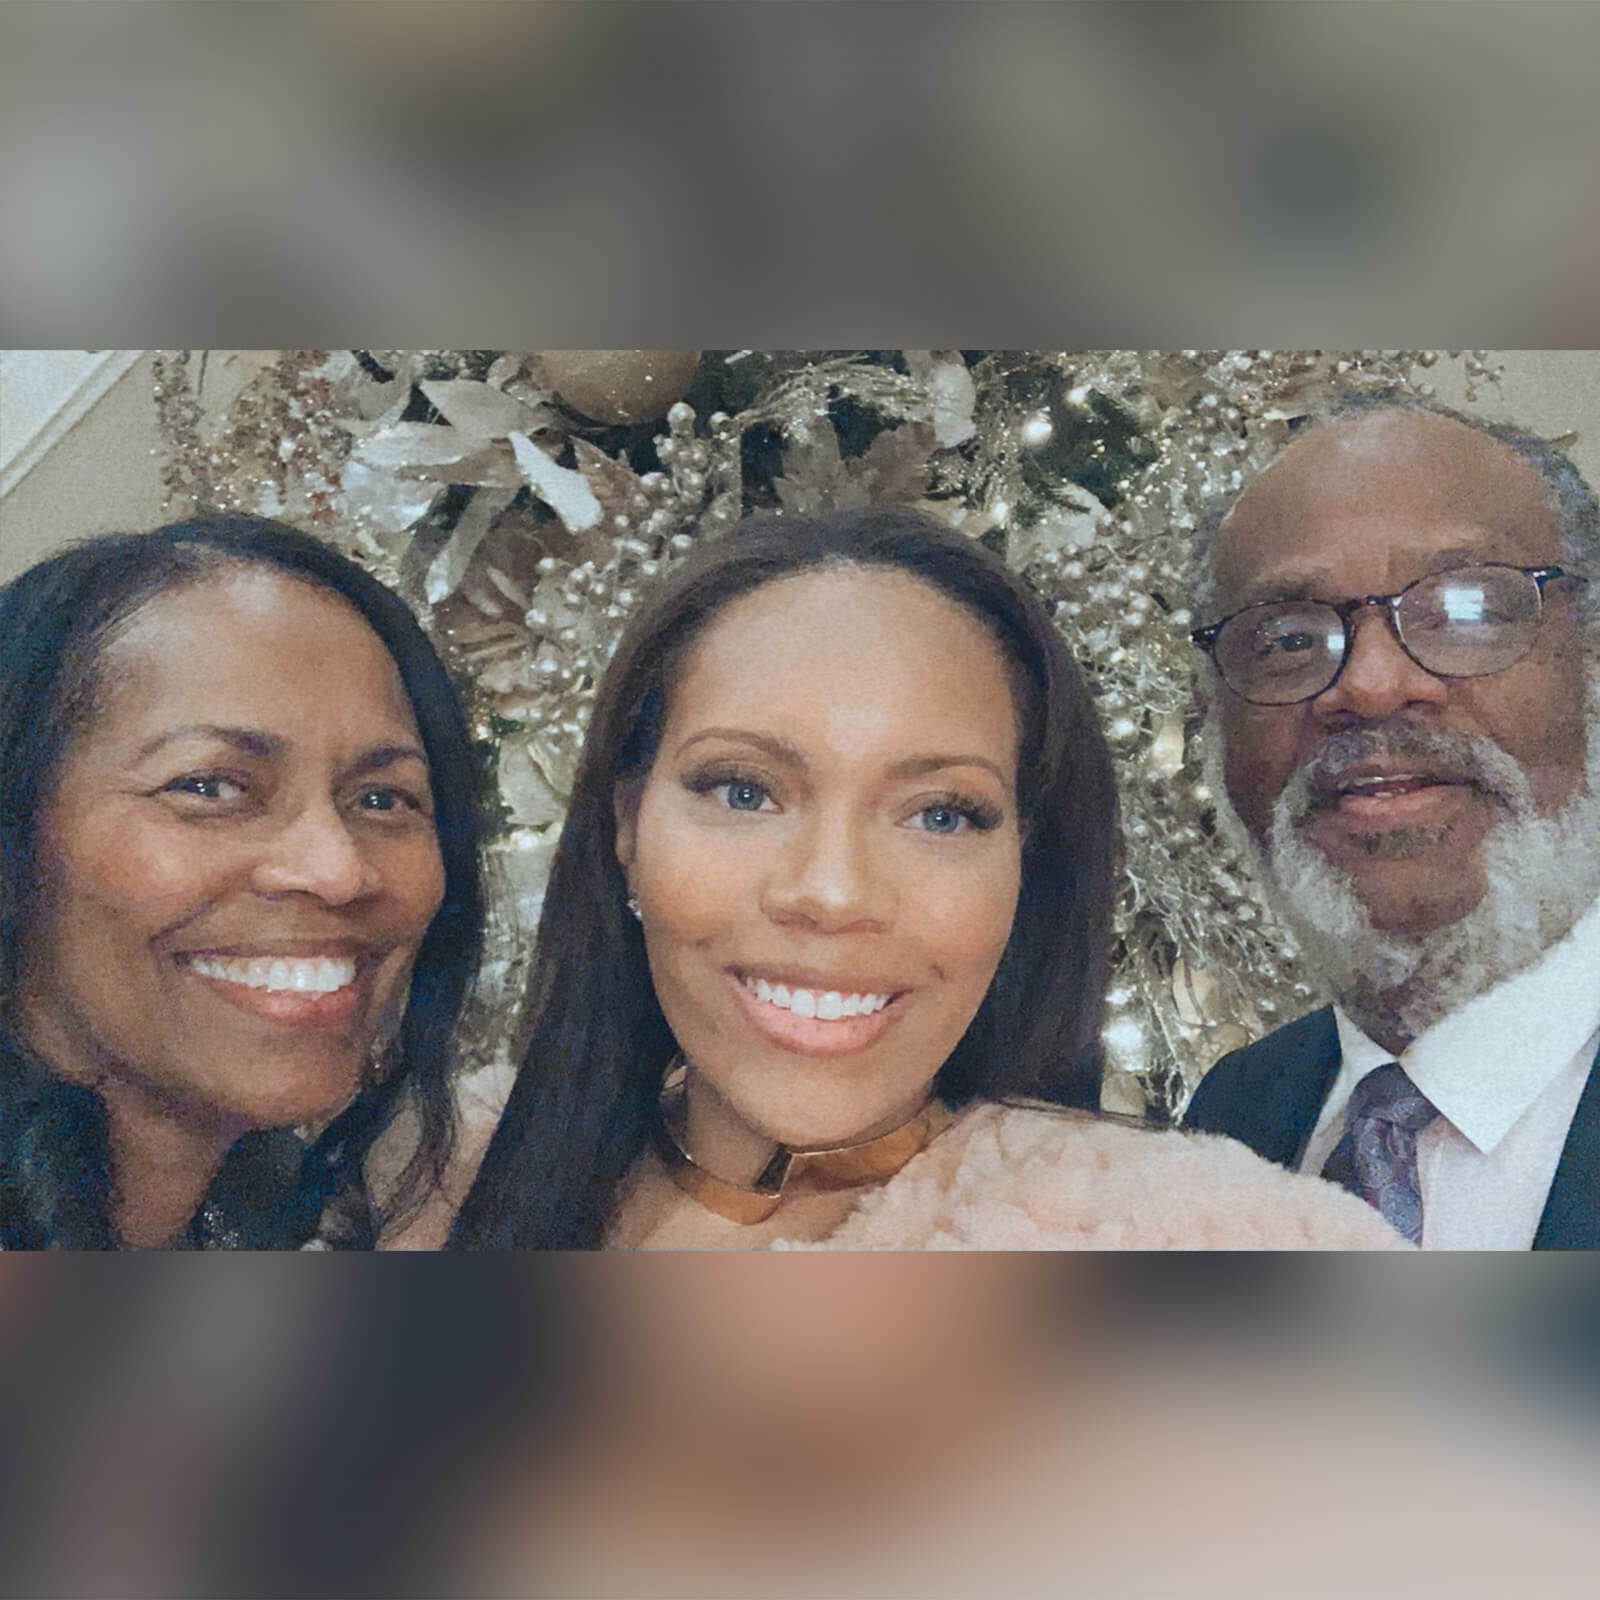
[152,349,1502,1117]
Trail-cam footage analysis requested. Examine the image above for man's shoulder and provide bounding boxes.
[1204,1006,1340,1082]
[1182,1006,1341,1165]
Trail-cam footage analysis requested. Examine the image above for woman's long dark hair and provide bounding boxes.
[0,515,484,1248]
[451,505,1118,1250]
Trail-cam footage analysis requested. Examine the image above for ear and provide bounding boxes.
[613,781,639,875]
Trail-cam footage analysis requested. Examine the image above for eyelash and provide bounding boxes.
[353,785,427,815]
[911,793,1003,835]
[685,767,777,814]
[161,772,246,803]
[156,775,427,817]
[683,768,1002,834]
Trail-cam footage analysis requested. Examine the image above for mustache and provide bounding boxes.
[1280,722,1535,825]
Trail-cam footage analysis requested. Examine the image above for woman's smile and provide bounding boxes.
[23,569,446,1132]
[618,566,1021,1155]
[3,516,483,1251]
[729,966,907,1057]
[447,503,1122,1249]
[175,944,378,1028]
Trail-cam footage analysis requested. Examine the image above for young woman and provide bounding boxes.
[0,516,483,1247]
[451,505,1402,1249]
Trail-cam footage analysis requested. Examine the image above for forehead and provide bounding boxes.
[666,566,1019,754]
[89,568,419,740]
[1210,412,1565,604]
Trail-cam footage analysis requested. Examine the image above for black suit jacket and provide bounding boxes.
[1184,1006,1600,1249]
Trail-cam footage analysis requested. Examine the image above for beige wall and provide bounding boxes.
[1429,349,1600,485]
[1,350,1595,588]
[0,352,168,583]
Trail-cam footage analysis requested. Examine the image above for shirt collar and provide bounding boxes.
[1334,896,1600,1155]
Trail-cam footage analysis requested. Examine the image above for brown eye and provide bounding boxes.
[356,786,420,813]
[163,774,244,802]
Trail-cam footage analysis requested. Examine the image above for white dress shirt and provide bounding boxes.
[1298,896,1600,1249]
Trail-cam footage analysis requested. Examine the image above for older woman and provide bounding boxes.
[451,505,1402,1249]
[0,515,483,1248]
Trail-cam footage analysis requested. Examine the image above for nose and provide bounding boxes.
[1312,605,1450,724]
[761,811,892,933]
[249,801,379,905]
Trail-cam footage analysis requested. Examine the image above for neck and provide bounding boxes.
[680,1062,935,1188]
[681,1070,785,1188]
[1336,996,1414,1058]
[96,1078,246,1249]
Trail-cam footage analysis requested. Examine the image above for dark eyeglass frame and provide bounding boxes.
[1190,563,1587,707]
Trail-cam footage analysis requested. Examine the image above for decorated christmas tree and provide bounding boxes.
[152,348,1502,1119]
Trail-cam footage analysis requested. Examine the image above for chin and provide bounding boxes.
[1343,860,1490,938]
[737,1081,904,1152]
[1263,775,1600,1037]
[220,1070,365,1134]
[746,1102,859,1152]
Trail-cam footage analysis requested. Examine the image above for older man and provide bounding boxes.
[1183,397,1600,1248]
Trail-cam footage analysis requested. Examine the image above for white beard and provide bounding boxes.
[1205,672,1600,1045]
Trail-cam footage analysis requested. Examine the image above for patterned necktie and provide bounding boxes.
[1321,1063,1439,1244]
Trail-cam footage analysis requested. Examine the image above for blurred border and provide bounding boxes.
[2,1,1597,1582]
[0,1255,1594,1598]
[1,1,1596,347]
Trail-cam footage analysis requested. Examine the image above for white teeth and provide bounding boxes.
[1345,774,1420,791]
[742,977,892,1020]
[189,956,357,994]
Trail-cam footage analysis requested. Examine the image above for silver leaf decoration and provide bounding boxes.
[509,431,602,533]
[424,487,517,606]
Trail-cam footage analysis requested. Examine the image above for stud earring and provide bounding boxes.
[626,893,642,921]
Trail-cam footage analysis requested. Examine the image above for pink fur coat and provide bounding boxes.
[775,1102,1409,1249]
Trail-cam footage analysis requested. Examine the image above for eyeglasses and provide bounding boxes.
[1190,563,1587,707]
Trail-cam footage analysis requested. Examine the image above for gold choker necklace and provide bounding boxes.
[654,1063,948,1224]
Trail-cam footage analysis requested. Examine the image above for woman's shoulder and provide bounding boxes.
[808,1099,1408,1250]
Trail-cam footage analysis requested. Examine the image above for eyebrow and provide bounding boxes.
[676,728,805,764]
[1234,545,1500,607]
[134,725,428,773]
[1229,575,1331,609]
[135,724,282,760]
[345,743,431,778]
[885,752,1012,789]
[676,728,1011,789]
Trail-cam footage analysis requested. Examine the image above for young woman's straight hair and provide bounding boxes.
[0,515,484,1248]
[451,505,1118,1250]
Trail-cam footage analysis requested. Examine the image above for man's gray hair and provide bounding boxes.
[1187,391,1600,640]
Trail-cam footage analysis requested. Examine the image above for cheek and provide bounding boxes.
[630,792,750,940]
[1475,662,1591,810]
[384,835,448,940]
[1219,705,1300,838]
[25,823,213,1057]
[915,846,1021,987]
[45,814,222,942]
